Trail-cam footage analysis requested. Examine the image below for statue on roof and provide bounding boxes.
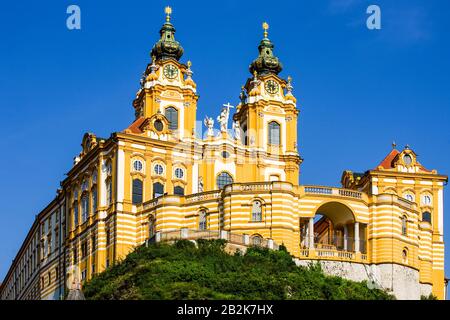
[217,103,234,133]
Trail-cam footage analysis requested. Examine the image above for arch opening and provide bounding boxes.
[300,201,367,253]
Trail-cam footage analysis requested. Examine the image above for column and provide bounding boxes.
[243,234,250,245]
[308,218,315,249]
[354,222,360,253]
[343,225,348,251]
[220,230,229,240]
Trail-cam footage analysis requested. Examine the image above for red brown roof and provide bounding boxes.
[124,117,145,134]
[376,149,400,169]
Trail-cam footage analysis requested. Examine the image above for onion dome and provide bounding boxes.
[151,6,184,62]
[249,22,283,76]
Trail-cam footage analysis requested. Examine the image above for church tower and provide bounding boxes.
[131,6,198,141]
[233,23,302,184]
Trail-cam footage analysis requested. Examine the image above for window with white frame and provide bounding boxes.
[422,195,432,206]
[404,193,414,202]
[73,201,79,226]
[217,172,233,189]
[81,194,89,223]
[199,210,207,230]
[422,211,432,224]
[91,186,97,213]
[252,200,262,222]
[132,159,144,172]
[132,179,143,204]
[401,215,408,236]
[174,167,184,179]
[106,179,112,205]
[165,106,178,130]
[268,121,280,145]
[154,164,164,175]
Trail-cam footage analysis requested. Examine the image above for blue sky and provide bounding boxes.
[0,0,449,282]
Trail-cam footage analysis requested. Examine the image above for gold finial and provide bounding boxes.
[392,141,396,149]
[262,22,269,38]
[187,60,192,68]
[253,70,258,78]
[287,75,292,83]
[165,6,172,22]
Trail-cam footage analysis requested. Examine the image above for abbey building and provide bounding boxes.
[0,8,447,300]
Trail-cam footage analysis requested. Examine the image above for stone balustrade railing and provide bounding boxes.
[303,186,365,201]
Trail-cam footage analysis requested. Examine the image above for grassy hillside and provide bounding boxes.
[83,239,394,300]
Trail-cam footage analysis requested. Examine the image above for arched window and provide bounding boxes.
[422,195,432,206]
[81,195,89,223]
[132,179,143,204]
[404,193,414,202]
[217,172,233,189]
[251,235,263,247]
[165,107,178,130]
[252,200,262,222]
[401,215,407,236]
[91,186,98,213]
[199,210,207,230]
[268,121,280,145]
[402,248,408,264]
[73,201,79,226]
[422,211,432,224]
[174,186,184,196]
[153,182,164,199]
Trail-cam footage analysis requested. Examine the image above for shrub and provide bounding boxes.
[82,240,394,300]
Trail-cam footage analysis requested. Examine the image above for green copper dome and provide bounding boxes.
[151,7,184,61]
[249,22,283,76]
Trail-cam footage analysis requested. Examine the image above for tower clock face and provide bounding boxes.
[163,64,178,79]
[265,80,279,94]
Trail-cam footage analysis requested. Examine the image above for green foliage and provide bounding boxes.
[421,294,438,300]
[83,240,394,300]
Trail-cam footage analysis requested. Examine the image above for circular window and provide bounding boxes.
[403,154,412,166]
[221,151,230,159]
[154,164,164,175]
[133,160,143,172]
[154,120,163,132]
[174,168,184,179]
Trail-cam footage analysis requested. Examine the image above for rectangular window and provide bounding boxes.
[81,242,88,258]
[81,196,89,223]
[268,121,281,145]
[132,179,143,204]
[106,180,112,205]
[73,204,79,226]
[91,235,96,252]
[92,186,98,213]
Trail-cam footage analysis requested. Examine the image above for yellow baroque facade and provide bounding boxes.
[1,8,447,300]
